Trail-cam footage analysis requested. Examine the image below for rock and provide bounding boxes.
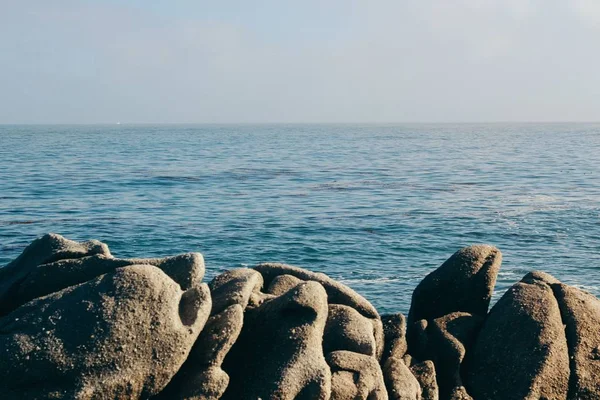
[255,262,379,319]
[155,365,230,400]
[0,265,211,399]
[410,360,439,400]
[222,281,331,400]
[324,304,377,356]
[408,245,501,324]
[267,274,304,296]
[382,313,408,361]
[6,252,204,315]
[327,350,388,400]
[190,304,244,366]
[158,304,244,399]
[554,283,600,399]
[0,233,111,315]
[209,268,264,315]
[427,312,482,399]
[465,277,570,400]
[407,319,429,361]
[383,355,421,400]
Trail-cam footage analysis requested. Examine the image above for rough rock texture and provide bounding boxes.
[3,236,600,400]
[255,262,379,318]
[7,252,204,315]
[554,283,600,399]
[157,304,244,399]
[324,304,377,356]
[0,233,111,315]
[382,313,408,361]
[0,265,211,399]
[465,276,570,400]
[427,312,481,400]
[327,350,388,400]
[381,313,421,400]
[410,360,439,400]
[267,274,305,296]
[222,281,331,399]
[408,245,501,324]
[383,356,421,400]
[209,268,264,314]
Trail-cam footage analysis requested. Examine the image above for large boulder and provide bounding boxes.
[465,275,570,400]
[554,283,600,399]
[5,253,204,315]
[0,233,111,315]
[222,281,331,399]
[408,245,501,324]
[0,265,211,399]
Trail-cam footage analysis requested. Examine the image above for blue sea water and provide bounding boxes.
[1,123,599,314]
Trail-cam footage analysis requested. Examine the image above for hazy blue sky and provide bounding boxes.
[1,0,599,123]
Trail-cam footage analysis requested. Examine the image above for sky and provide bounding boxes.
[1,0,599,124]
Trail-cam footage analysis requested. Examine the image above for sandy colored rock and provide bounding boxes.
[554,283,600,399]
[255,262,379,318]
[209,268,264,315]
[408,245,501,324]
[324,304,377,356]
[7,252,204,315]
[222,281,331,400]
[0,265,211,399]
[382,313,408,362]
[0,233,111,315]
[410,360,438,400]
[190,304,244,366]
[465,277,569,400]
[154,365,229,400]
[327,350,388,400]
[383,355,421,400]
[428,312,481,400]
[267,274,304,296]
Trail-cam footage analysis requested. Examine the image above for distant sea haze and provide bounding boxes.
[1,123,599,314]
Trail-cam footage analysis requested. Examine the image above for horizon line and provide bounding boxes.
[1,121,600,126]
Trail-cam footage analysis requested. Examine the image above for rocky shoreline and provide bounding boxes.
[0,233,598,399]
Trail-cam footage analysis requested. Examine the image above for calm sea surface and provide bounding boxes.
[1,124,599,314]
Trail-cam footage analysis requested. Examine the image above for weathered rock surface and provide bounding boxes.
[409,360,439,400]
[222,281,331,399]
[327,350,388,400]
[255,262,379,318]
[427,312,481,400]
[465,276,570,400]
[267,273,305,296]
[554,283,600,399]
[324,304,377,356]
[408,245,501,323]
[0,233,111,315]
[0,265,211,399]
[383,356,421,400]
[2,236,600,400]
[209,268,264,314]
[7,252,204,315]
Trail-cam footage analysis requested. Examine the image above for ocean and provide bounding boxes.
[1,123,599,314]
